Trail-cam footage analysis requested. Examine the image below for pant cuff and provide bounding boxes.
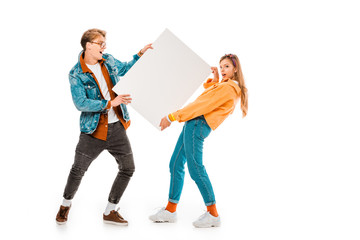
[108,198,119,204]
[168,198,179,204]
[205,201,216,206]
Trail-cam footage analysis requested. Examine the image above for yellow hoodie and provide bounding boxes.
[170,78,241,130]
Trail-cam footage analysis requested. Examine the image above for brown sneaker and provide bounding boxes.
[103,208,128,226]
[56,205,71,225]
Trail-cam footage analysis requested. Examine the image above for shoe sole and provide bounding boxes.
[56,221,67,225]
[103,220,128,226]
[153,220,176,223]
[149,216,176,223]
[193,222,221,228]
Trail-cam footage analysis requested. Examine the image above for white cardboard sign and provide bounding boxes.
[113,29,211,130]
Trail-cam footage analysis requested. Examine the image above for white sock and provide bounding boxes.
[104,202,117,215]
[62,198,72,207]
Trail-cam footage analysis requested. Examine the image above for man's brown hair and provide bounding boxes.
[80,28,106,51]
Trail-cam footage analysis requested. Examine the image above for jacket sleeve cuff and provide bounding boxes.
[105,100,112,110]
[166,115,171,123]
[203,78,217,88]
[137,50,143,58]
[134,53,141,60]
[170,112,179,122]
[168,113,176,122]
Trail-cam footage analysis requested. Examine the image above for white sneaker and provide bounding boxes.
[149,207,177,223]
[192,212,221,228]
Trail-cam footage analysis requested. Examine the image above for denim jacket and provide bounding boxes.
[69,51,140,134]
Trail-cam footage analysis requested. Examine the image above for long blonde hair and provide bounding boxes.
[220,54,248,117]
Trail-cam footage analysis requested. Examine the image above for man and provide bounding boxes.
[56,28,152,226]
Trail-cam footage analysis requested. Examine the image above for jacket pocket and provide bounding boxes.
[85,84,98,99]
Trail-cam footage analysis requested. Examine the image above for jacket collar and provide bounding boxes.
[78,51,106,74]
[221,78,241,95]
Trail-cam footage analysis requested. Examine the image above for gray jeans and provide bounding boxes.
[63,121,135,204]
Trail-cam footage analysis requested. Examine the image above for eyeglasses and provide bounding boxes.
[91,41,106,48]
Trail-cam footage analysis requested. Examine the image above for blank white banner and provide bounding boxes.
[113,28,211,130]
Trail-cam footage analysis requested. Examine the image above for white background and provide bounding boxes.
[1,0,359,239]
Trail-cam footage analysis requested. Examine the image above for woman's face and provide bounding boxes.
[220,58,236,80]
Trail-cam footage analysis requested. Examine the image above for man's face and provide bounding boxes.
[86,35,106,61]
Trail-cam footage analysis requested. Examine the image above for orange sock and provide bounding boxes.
[207,204,219,217]
[165,201,177,213]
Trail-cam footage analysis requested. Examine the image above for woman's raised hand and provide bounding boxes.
[211,66,219,82]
